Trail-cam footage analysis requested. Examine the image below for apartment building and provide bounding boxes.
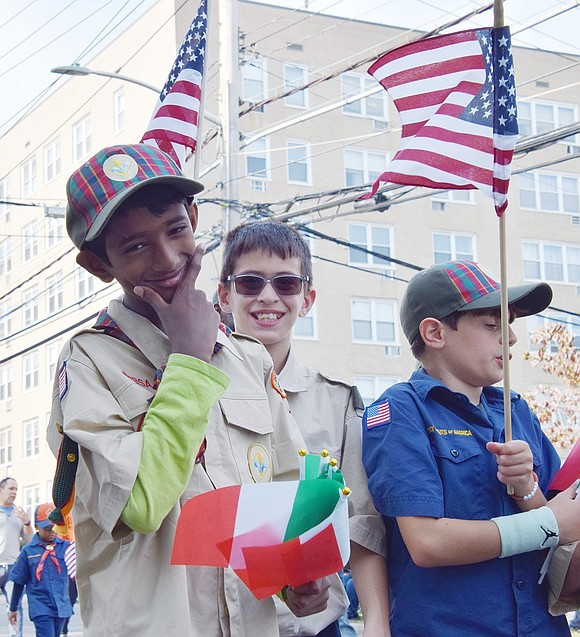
[0,0,578,511]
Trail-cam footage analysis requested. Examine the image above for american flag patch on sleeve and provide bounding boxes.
[58,361,68,400]
[365,400,391,429]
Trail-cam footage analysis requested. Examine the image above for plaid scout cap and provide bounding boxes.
[66,144,204,249]
[400,260,552,345]
[35,503,56,529]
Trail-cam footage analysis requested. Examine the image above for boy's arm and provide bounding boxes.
[398,481,580,567]
[349,542,391,637]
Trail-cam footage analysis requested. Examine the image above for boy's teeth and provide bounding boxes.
[256,312,279,321]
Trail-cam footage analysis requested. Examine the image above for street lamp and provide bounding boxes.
[51,64,221,126]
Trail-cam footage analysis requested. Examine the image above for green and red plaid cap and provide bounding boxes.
[400,260,552,345]
[66,144,204,249]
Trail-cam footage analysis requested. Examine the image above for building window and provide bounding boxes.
[76,266,95,302]
[245,138,269,181]
[348,223,393,268]
[519,172,579,214]
[354,375,399,406]
[284,64,307,108]
[46,272,64,316]
[0,238,11,277]
[23,485,40,521]
[22,221,39,263]
[518,100,579,145]
[22,286,39,327]
[20,157,37,198]
[433,232,475,263]
[287,140,310,185]
[0,177,11,222]
[45,217,63,250]
[114,89,126,133]
[341,72,386,121]
[294,304,318,340]
[431,190,474,204]
[44,138,61,183]
[23,350,39,392]
[73,115,92,161]
[344,148,387,187]
[242,58,267,104]
[0,364,12,402]
[23,418,40,458]
[352,299,397,344]
[0,303,12,341]
[46,341,62,384]
[0,428,12,466]
[523,241,580,284]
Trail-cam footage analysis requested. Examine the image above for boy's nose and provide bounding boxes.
[152,242,181,271]
[257,281,280,302]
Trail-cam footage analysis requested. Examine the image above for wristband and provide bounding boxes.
[510,471,539,501]
[491,506,559,558]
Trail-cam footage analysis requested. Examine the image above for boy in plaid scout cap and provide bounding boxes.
[47,144,328,637]
[361,260,580,636]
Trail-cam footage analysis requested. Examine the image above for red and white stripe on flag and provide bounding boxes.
[365,400,391,429]
[141,0,207,170]
[365,27,518,216]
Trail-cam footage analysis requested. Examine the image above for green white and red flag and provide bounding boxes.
[172,477,350,599]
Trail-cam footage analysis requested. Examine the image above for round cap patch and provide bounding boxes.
[103,154,139,182]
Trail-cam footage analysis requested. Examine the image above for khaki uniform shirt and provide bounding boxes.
[48,299,306,637]
[275,349,387,636]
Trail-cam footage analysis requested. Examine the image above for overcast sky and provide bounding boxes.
[1,0,579,136]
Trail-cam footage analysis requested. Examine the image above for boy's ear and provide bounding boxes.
[419,317,445,349]
[188,201,199,232]
[76,251,114,283]
[216,281,231,312]
[298,287,316,317]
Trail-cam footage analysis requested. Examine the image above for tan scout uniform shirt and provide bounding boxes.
[48,299,306,637]
[548,542,580,615]
[275,349,387,637]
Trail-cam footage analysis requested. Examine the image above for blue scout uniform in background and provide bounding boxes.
[362,367,570,637]
[10,532,72,631]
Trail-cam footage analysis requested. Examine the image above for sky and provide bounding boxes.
[1,0,579,137]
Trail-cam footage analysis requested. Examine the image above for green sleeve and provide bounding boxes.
[121,353,229,533]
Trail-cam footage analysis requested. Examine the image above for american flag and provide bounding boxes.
[141,0,208,170]
[366,27,518,216]
[365,400,391,429]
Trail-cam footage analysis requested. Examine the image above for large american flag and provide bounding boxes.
[367,27,518,216]
[141,0,208,170]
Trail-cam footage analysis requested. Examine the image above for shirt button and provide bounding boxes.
[450,449,459,458]
[516,580,525,590]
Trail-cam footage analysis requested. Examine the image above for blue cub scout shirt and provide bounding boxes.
[362,367,570,637]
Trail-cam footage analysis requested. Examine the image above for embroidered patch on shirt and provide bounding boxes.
[58,361,68,400]
[365,400,391,429]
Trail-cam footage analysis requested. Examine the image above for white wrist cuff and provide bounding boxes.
[491,506,559,558]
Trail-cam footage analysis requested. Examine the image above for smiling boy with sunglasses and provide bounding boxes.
[218,220,390,637]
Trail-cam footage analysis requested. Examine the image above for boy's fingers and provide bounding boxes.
[180,244,206,288]
[133,285,166,312]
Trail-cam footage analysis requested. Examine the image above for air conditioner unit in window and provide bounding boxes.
[384,345,400,356]
[250,180,267,192]
[576,286,580,296]
[373,119,388,131]
[571,215,580,227]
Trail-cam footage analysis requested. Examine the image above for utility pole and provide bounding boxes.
[218,0,241,232]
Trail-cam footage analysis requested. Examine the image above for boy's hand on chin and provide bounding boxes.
[134,244,219,362]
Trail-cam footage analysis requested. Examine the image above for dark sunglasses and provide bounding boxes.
[227,274,309,296]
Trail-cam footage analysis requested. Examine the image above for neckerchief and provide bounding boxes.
[35,542,61,581]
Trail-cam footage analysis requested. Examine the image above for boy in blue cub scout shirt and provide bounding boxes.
[9,504,72,637]
[362,260,580,637]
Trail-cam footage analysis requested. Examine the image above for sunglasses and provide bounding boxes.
[227,274,309,296]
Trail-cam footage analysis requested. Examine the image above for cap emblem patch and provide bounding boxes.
[103,154,139,181]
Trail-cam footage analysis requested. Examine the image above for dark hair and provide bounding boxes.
[410,307,511,360]
[86,184,191,264]
[220,221,313,283]
[0,477,15,489]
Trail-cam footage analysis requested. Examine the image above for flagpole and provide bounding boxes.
[494,0,514,493]
[193,0,210,181]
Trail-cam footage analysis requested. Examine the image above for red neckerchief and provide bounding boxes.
[35,541,61,581]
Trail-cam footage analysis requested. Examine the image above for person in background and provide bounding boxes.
[9,504,72,637]
[218,220,390,637]
[0,478,33,637]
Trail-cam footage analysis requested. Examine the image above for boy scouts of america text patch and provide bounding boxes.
[365,400,391,429]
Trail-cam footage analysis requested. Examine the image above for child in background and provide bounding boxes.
[218,220,390,637]
[9,504,72,637]
[362,260,580,636]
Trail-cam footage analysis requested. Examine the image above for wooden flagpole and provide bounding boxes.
[494,0,514,492]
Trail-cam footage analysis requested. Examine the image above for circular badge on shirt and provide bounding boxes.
[103,154,139,182]
[247,443,272,483]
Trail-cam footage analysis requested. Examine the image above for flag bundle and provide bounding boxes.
[549,437,580,491]
[365,27,518,216]
[172,452,350,599]
[141,0,208,170]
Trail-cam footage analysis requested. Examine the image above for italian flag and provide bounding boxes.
[172,478,350,599]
